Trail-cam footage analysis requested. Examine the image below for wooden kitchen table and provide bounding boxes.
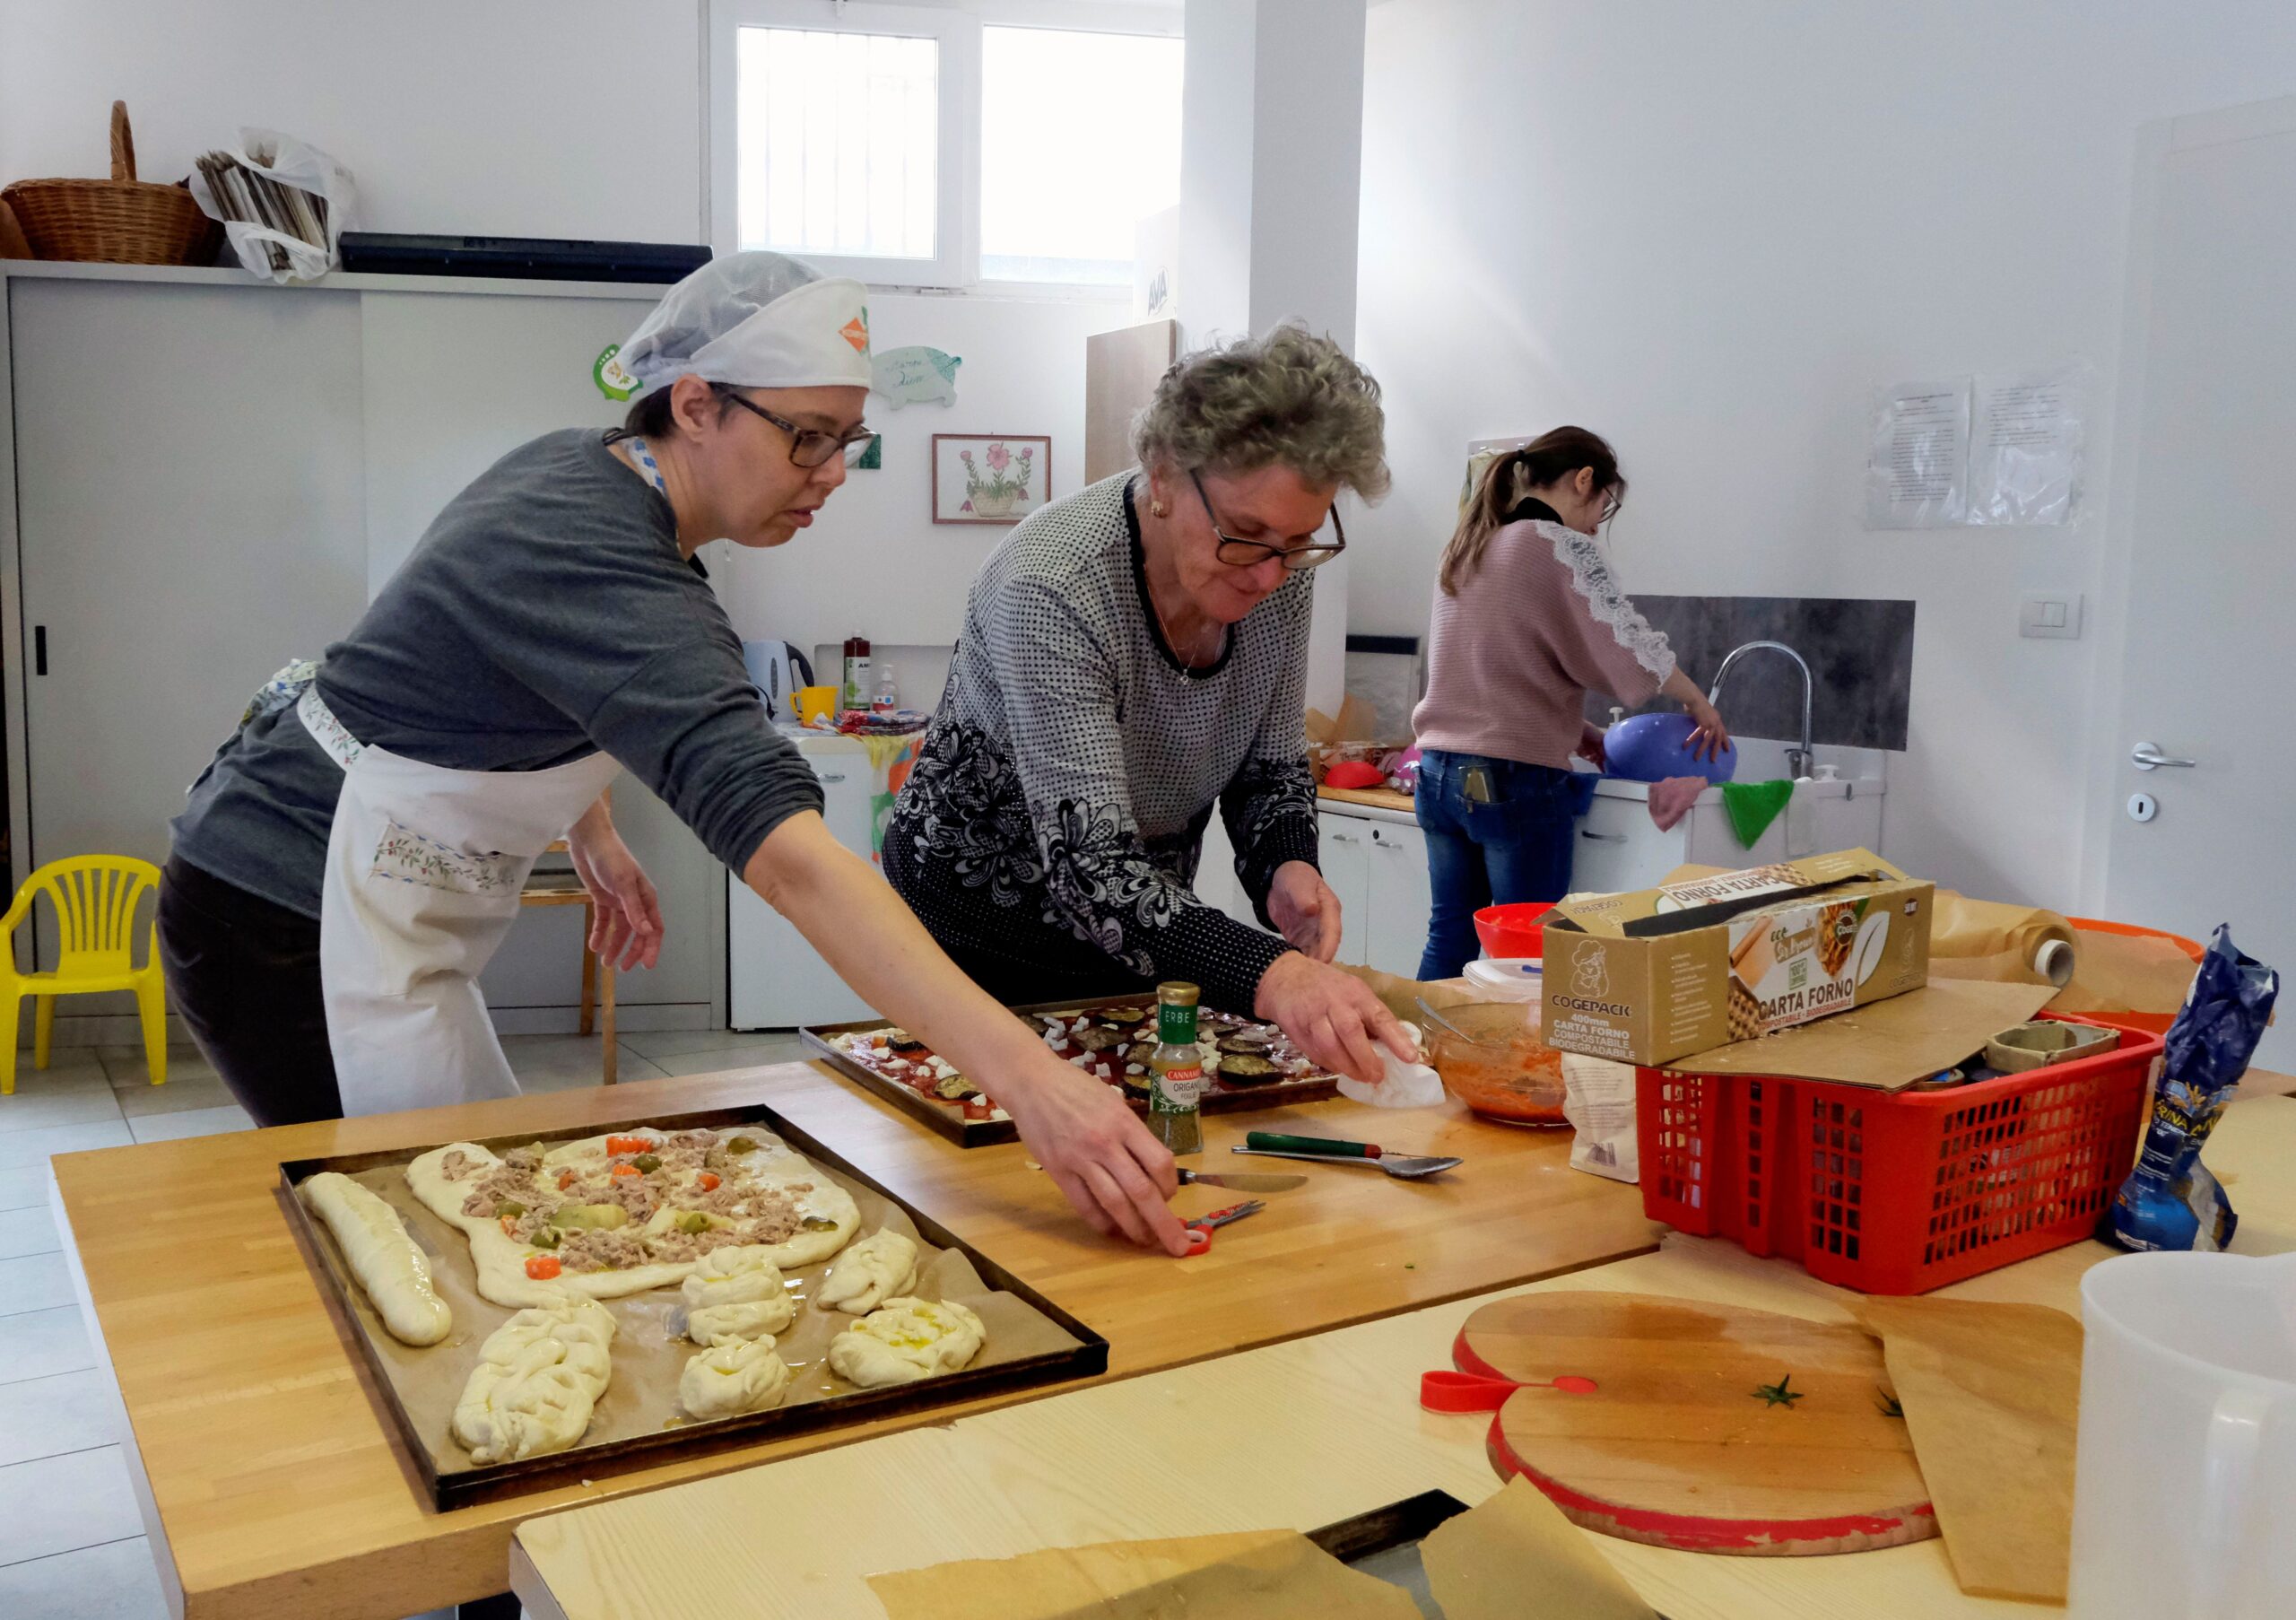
[512,1094,2296,1620]
[48,1060,1656,1620]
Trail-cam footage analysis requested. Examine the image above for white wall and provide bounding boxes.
[2,0,1135,683]
[713,290,1124,653]
[0,1,704,241]
[1354,0,2296,909]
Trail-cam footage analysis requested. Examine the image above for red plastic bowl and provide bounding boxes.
[1474,902,1554,961]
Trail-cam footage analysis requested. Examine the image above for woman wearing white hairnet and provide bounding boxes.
[160,251,1193,1255]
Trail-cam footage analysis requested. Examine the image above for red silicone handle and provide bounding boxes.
[1420,1370,1521,1412]
[1419,1369,1599,1410]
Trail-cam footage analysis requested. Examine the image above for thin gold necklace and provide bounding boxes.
[1149,578,1223,666]
[1141,517,1224,666]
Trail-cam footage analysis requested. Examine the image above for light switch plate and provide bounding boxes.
[2019,593,2083,640]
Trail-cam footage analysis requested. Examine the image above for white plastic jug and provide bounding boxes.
[2070,1250,2296,1618]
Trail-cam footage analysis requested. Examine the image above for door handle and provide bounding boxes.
[1580,831,1628,843]
[817,772,848,784]
[2130,741,2197,771]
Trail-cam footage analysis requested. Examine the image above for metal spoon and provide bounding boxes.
[1234,1133,1463,1180]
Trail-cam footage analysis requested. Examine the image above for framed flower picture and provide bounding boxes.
[933,434,1052,524]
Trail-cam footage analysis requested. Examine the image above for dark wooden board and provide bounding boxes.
[804,996,1343,1147]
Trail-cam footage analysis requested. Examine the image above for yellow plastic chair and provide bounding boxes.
[0,855,168,1094]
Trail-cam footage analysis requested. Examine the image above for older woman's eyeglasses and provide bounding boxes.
[718,388,875,468]
[1189,471,1347,571]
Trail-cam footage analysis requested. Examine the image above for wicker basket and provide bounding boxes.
[2,102,218,266]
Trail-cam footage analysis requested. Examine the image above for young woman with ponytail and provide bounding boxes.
[1408,427,1729,979]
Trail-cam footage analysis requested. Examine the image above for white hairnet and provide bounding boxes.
[618,250,872,391]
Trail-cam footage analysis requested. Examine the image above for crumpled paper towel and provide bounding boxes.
[1336,1023,1446,1109]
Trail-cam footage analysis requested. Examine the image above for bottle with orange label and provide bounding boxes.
[1147,981,1205,1154]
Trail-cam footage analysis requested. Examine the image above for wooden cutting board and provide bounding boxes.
[1455,1292,1935,1556]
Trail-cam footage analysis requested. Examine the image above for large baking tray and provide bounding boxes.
[279,1102,1109,1511]
[804,996,1344,1146]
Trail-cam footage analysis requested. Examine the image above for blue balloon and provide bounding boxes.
[1603,711,1737,783]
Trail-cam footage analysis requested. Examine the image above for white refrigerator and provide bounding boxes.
[727,732,881,1030]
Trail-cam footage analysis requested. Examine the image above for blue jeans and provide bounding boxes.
[1413,751,1595,980]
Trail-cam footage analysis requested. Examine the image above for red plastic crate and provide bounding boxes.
[1634,1015,2164,1293]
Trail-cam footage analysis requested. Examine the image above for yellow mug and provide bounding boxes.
[796,684,839,726]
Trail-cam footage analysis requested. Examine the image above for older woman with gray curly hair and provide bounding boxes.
[885,325,1413,1086]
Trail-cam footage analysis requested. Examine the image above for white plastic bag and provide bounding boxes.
[1965,362,2092,527]
[189,128,356,284]
[1865,378,1970,528]
[1561,1052,1639,1182]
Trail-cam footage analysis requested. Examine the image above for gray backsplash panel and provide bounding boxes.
[1587,597,1915,751]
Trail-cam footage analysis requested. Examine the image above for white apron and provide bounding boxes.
[301,685,620,1115]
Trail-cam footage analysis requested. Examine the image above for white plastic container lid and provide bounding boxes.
[1463,958,1544,1001]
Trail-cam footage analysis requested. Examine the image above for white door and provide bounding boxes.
[2092,105,2296,1068]
[1318,812,1372,967]
[1365,822,1432,978]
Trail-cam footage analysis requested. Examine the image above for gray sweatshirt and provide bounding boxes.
[170,429,822,917]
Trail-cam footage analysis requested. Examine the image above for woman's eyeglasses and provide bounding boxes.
[718,388,875,468]
[1189,471,1347,570]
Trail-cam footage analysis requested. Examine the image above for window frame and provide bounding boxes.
[707,0,1182,296]
[707,0,981,288]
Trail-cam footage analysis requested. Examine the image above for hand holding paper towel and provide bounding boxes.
[1335,1023,1446,1109]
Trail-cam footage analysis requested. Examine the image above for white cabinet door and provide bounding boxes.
[1365,822,1432,978]
[728,758,876,1029]
[1317,813,1372,967]
[1570,793,1687,895]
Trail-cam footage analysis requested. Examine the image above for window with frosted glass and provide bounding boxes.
[735,26,940,262]
[980,28,1183,284]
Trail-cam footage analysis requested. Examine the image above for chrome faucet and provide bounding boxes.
[1708,640,1814,780]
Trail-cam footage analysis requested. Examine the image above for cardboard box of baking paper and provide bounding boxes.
[1540,849,1934,1067]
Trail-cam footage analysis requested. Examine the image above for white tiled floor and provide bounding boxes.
[0,1028,799,1617]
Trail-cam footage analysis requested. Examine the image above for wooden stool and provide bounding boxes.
[518,853,616,1084]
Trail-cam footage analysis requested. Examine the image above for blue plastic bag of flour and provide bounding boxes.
[2109,925,2281,1252]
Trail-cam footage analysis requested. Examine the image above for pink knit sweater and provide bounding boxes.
[1410,516,1676,769]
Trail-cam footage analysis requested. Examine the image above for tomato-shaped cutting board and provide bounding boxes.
[1454,1292,1935,1555]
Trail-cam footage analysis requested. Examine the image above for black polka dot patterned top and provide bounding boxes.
[884,472,1320,1013]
